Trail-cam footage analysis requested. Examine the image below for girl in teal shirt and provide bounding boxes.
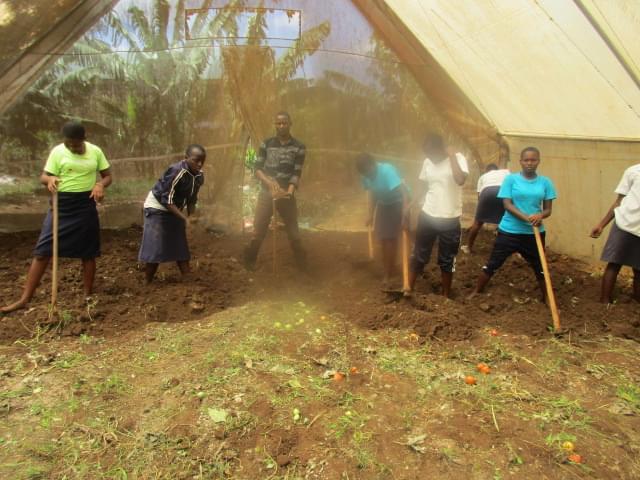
[469,147,557,301]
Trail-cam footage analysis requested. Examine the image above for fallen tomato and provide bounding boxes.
[567,453,583,464]
[464,375,477,385]
[561,441,575,452]
[349,367,359,374]
[489,329,499,337]
[333,372,345,382]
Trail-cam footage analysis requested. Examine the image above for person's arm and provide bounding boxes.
[528,199,553,226]
[167,204,189,222]
[186,177,203,217]
[41,148,61,192]
[590,194,624,238]
[254,142,282,196]
[286,143,305,196]
[502,198,531,224]
[90,168,112,202]
[449,153,467,186]
[159,167,189,222]
[40,171,59,192]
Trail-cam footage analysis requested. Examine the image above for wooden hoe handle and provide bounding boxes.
[402,229,410,292]
[533,226,561,332]
[50,192,59,318]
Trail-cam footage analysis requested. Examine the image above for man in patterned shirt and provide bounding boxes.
[243,111,306,270]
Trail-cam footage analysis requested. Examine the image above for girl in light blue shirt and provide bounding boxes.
[470,147,557,302]
[357,153,410,288]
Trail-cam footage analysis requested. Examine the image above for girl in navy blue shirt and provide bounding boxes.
[138,144,206,283]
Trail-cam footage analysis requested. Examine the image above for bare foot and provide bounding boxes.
[0,299,28,314]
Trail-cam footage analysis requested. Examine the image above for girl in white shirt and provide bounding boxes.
[461,162,510,253]
[407,134,468,298]
[590,163,640,304]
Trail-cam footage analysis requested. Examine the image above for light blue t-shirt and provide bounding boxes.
[497,173,557,234]
[362,162,403,205]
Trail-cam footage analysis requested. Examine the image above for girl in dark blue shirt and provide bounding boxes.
[138,144,206,283]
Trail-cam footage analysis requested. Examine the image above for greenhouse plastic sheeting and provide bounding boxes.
[0,0,463,235]
[380,0,640,139]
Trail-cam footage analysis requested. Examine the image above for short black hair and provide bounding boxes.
[485,163,499,172]
[520,146,540,158]
[355,152,375,174]
[275,111,291,121]
[62,121,86,140]
[186,144,206,157]
[423,133,444,151]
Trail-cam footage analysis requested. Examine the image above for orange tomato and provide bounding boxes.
[464,375,477,385]
[568,453,583,464]
[476,363,491,374]
[333,372,345,382]
[349,367,359,374]
[489,329,499,337]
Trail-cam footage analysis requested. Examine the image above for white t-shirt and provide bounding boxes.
[143,190,168,211]
[477,169,510,193]
[419,153,469,218]
[614,163,640,237]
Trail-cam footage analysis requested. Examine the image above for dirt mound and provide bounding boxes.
[0,228,638,345]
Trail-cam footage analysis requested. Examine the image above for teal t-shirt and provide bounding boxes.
[497,173,557,234]
[361,162,403,205]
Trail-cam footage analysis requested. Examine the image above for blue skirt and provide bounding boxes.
[138,208,190,263]
[475,186,504,224]
[601,222,640,270]
[33,191,100,258]
[375,202,403,240]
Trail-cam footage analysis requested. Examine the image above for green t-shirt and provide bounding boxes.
[44,142,110,193]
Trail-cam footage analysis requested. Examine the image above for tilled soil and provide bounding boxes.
[0,226,638,344]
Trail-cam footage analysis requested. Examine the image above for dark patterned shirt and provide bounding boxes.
[150,160,204,210]
[255,136,306,188]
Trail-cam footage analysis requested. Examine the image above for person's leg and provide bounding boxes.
[1,256,51,312]
[468,232,514,298]
[381,238,398,284]
[518,232,547,302]
[177,261,190,276]
[436,221,461,298]
[471,271,492,297]
[600,263,622,304]
[408,213,436,291]
[277,195,306,269]
[144,263,159,284]
[633,269,640,302]
[244,191,273,269]
[464,221,483,253]
[81,258,96,296]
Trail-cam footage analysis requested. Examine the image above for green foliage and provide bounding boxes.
[244,146,257,170]
[617,384,640,411]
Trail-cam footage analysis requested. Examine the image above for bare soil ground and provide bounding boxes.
[0,227,639,479]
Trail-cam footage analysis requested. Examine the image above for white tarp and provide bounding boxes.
[383,0,640,139]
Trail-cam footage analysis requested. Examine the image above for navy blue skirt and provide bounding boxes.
[138,208,190,263]
[33,191,100,258]
[375,202,403,241]
[475,186,505,224]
